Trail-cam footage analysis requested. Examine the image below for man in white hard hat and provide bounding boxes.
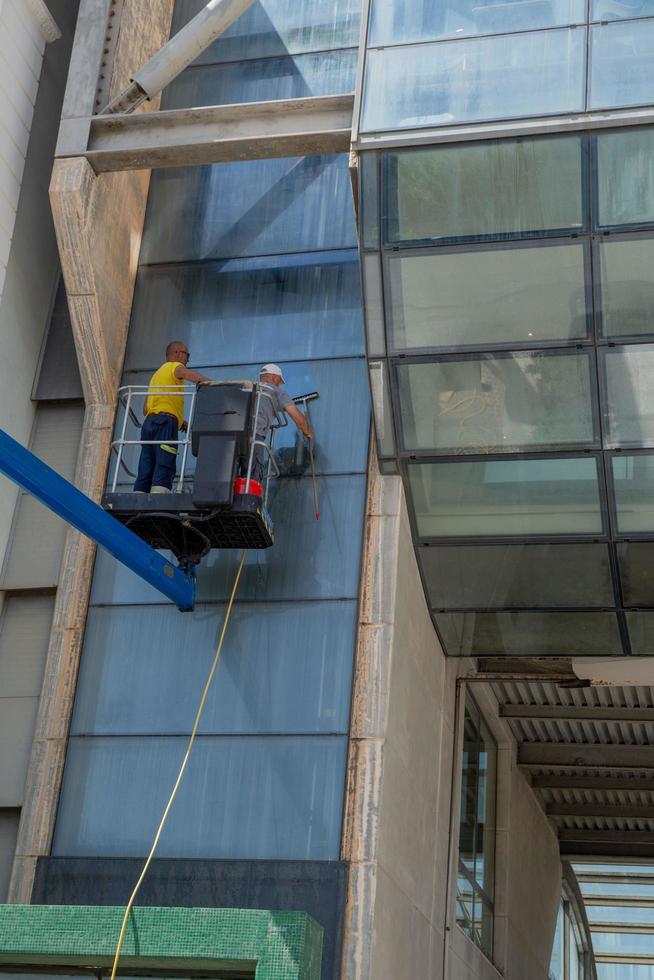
[249,363,313,480]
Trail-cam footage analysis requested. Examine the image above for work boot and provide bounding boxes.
[151,486,170,493]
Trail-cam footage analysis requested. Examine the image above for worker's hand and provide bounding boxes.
[305,428,314,441]
[180,420,188,432]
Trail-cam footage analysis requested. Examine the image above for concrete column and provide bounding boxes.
[8,0,175,903]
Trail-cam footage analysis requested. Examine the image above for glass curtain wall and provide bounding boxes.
[360,0,654,133]
[361,125,654,658]
[549,900,587,980]
[456,692,496,959]
[574,862,654,979]
[51,0,368,861]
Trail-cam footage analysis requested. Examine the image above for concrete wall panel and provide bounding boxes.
[343,455,562,980]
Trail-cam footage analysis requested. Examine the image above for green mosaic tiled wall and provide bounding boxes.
[0,905,322,980]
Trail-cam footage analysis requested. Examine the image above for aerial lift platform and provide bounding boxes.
[103,379,281,564]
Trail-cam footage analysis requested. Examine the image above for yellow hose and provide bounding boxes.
[109,547,248,980]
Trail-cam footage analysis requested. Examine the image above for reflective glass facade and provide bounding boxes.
[361,126,654,656]
[456,692,496,958]
[52,0,367,862]
[361,2,654,133]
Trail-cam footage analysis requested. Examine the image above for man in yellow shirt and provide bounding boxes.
[134,341,209,493]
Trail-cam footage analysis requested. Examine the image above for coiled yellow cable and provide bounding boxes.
[109,547,248,980]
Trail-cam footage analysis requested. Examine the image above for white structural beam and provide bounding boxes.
[501,705,654,723]
[56,95,355,172]
[102,0,257,113]
[518,743,654,770]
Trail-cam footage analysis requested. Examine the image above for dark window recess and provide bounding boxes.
[33,277,83,401]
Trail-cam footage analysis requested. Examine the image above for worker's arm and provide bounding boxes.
[286,403,313,439]
[174,364,210,384]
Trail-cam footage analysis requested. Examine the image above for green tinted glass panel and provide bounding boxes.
[628,611,654,654]
[599,236,654,339]
[408,457,603,536]
[596,128,654,228]
[436,611,623,657]
[385,136,584,243]
[419,543,614,609]
[602,346,654,448]
[397,352,596,453]
[612,454,654,532]
[388,242,588,351]
[617,543,654,606]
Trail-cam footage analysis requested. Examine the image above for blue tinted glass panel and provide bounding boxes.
[599,237,654,339]
[590,20,654,111]
[71,601,356,735]
[52,735,347,859]
[612,455,654,532]
[596,128,654,229]
[437,611,623,657]
[171,0,361,63]
[140,155,356,264]
[385,137,585,244]
[597,967,654,980]
[397,352,596,453]
[594,933,654,956]
[419,543,614,609]
[592,0,654,16]
[602,346,654,448]
[588,906,654,924]
[361,29,585,133]
[162,49,357,110]
[388,242,588,350]
[117,359,369,478]
[370,0,586,45]
[409,458,603,536]
[125,253,363,370]
[91,474,366,605]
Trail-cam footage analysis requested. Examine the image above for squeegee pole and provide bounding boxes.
[0,428,195,611]
[303,401,319,521]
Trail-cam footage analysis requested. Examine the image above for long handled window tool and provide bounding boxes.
[293,391,320,520]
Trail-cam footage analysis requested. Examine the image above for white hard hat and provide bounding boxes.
[259,363,286,383]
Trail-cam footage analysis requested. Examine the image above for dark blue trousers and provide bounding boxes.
[133,413,178,492]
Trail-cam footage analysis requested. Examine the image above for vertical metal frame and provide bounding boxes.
[452,687,497,958]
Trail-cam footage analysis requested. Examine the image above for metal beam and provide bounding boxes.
[578,874,654,885]
[519,743,654,770]
[560,830,654,843]
[57,95,355,173]
[595,955,654,965]
[532,774,654,791]
[502,704,654,723]
[548,803,654,818]
[583,896,654,908]
[562,841,654,859]
[591,923,654,934]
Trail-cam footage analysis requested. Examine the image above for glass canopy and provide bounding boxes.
[360,126,654,657]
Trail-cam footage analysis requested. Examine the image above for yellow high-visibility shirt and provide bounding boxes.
[144,361,184,427]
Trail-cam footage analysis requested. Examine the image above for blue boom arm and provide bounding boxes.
[0,428,195,611]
